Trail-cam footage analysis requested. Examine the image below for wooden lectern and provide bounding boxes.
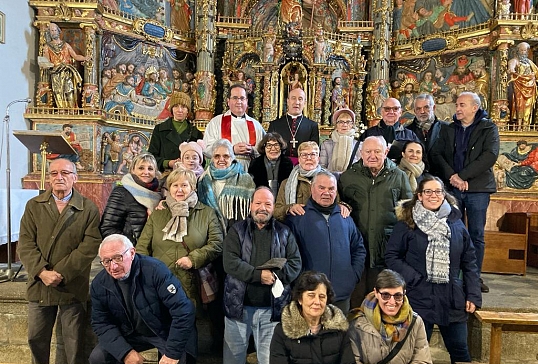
[13,130,76,191]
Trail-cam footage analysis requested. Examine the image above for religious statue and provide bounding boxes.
[117,135,144,174]
[280,0,302,24]
[508,42,538,129]
[39,23,87,108]
[263,28,276,63]
[314,27,327,64]
[499,0,511,19]
[102,132,122,174]
[331,76,348,113]
[468,58,489,111]
[513,0,531,16]
[288,72,303,91]
[169,0,192,33]
[104,75,140,114]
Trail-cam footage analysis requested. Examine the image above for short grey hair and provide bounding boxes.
[413,93,435,108]
[359,136,388,152]
[99,234,133,256]
[458,91,481,108]
[209,138,236,160]
[312,170,337,186]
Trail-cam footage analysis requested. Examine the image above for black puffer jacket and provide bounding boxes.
[100,186,148,245]
[270,302,354,364]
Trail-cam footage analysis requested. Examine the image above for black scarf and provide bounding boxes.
[309,197,337,215]
[131,174,160,192]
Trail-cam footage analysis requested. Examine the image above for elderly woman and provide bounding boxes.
[398,140,426,192]
[348,269,432,364]
[198,138,256,231]
[385,176,481,363]
[270,271,354,364]
[137,168,223,306]
[274,141,350,221]
[148,91,203,172]
[100,152,162,245]
[174,139,206,178]
[248,132,294,197]
[320,108,359,179]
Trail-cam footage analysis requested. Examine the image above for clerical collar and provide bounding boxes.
[52,190,73,202]
[287,113,303,119]
[231,113,245,119]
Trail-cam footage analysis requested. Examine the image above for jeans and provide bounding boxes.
[27,302,86,364]
[452,190,490,275]
[223,306,277,364]
[424,321,471,363]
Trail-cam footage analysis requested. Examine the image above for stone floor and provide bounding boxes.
[1,262,538,364]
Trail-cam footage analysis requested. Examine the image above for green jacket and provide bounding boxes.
[137,201,224,304]
[339,159,412,268]
[18,189,101,305]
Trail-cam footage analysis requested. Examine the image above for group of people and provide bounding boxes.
[17,82,498,364]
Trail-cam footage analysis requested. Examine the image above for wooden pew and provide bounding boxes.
[474,311,538,364]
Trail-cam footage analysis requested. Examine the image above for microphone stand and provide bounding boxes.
[3,108,13,280]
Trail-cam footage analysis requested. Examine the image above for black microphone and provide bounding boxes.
[5,98,31,116]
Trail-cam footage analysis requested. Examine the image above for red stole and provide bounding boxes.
[221,114,256,145]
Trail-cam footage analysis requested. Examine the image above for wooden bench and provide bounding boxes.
[483,212,529,275]
[474,310,538,364]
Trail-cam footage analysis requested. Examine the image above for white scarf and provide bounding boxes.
[328,128,356,172]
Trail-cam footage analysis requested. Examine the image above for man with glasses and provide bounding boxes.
[268,88,319,165]
[406,93,446,174]
[18,158,101,364]
[431,91,499,293]
[90,234,196,364]
[339,136,412,307]
[204,84,265,171]
[360,97,419,161]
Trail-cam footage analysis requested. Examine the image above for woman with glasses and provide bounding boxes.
[198,138,256,232]
[320,108,359,179]
[398,140,427,192]
[274,141,350,221]
[248,132,293,197]
[270,271,355,364]
[100,152,162,245]
[385,175,481,363]
[348,269,432,364]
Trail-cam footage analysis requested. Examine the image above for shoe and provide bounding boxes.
[480,278,489,293]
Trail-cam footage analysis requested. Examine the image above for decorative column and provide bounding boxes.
[262,67,272,126]
[492,40,513,124]
[194,0,217,122]
[323,69,333,125]
[253,68,263,121]
[35,21,53,107]
[313,69,323,124]
[81,23,99,108]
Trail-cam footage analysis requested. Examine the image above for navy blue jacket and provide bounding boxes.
[286,200,367,302]
[385,205,482,326]
[223,217,302,321]
[430,110,499,193]
[91,254,196,361]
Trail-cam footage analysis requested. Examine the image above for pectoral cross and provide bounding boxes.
[290,138,298,149]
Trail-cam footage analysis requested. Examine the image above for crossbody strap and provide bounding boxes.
[376,313,417,364]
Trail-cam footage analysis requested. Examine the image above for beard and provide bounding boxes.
[252,211,271,226]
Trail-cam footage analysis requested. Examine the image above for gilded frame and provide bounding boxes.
[0,12,5,44]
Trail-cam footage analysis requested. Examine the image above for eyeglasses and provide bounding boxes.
[100,248,130,267]
[265,143,281,150]
[382,106,400,112]
[421,189,444,196]
[337,120,354,125]
[378,291,405,302]
[230,96,247,101]
[182,155,200,161]
[213,154,231,160]
[49,170,75,178]
[299,152,319,159]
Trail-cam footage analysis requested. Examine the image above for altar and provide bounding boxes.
[0,189,39,245]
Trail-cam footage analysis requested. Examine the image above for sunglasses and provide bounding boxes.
[378,291,405,302]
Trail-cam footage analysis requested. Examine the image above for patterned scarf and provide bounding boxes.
[329,128,356,172]
[121,173,162,212]
[162,192,198,242]
[412,199,452,284]
[284,164,322,204]
[361,291,413,343]
[398,158,425,192]
[173,161,205,179]
[198,160,254,229]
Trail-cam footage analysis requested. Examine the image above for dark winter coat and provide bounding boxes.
[267,116,320,157]
[270,302,354,364]
[385,201,482,326]
[360,119,420,161]
[91,254,196,362]
[248,154,294,191]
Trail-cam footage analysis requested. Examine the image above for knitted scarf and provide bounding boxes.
[162,192,198,242]
[361,291,413,343]
[398,158,425,192]
[198,160,254,229]
[121,173,162,212]
[412,200,452,284]
[284,164,322,204]
[329,128,356,172]
[173,161,205,179]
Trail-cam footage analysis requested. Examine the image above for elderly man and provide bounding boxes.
[339,136,412,306]
[268,88,319,164]
[223,187,302,364]
[431,91,499,293]
[406,93,446,174]
[286,171,366,314]
[204,84,266,171]
[18,158,101,364]
[90,234,196,364]
[360,97,419,161]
